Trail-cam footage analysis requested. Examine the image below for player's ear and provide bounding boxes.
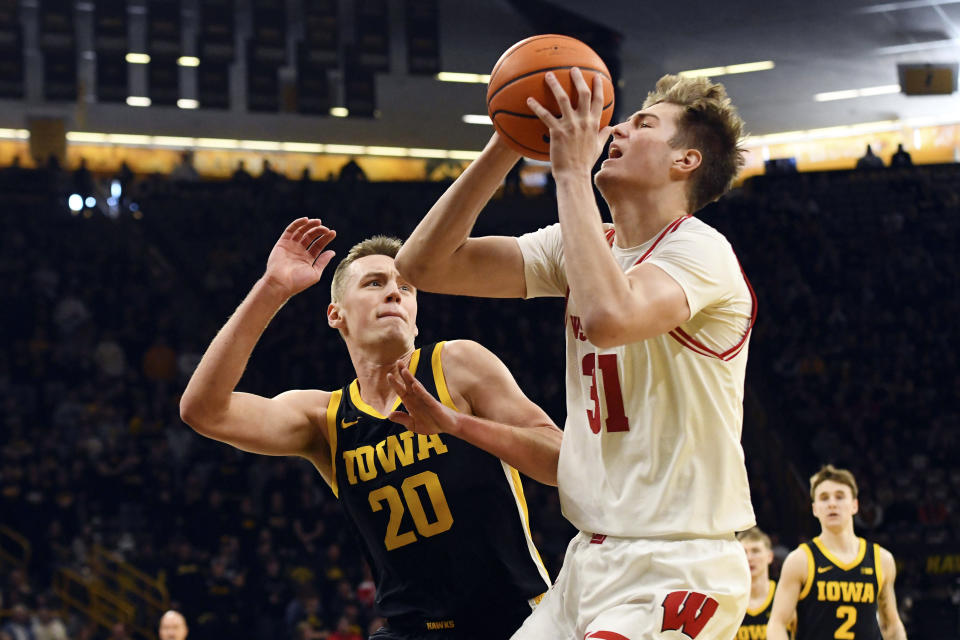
[328,302,344,329]
[852,497,859,516]
[672,147,702,177]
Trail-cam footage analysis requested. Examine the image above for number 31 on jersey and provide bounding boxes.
[582,353,629,434]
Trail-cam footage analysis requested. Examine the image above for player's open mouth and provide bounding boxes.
[608,145,623,159]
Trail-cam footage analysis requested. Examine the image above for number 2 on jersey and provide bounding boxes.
[582,353,629,433]
[834,605,856,639]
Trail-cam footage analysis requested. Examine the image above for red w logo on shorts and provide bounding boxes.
[660,591,719,639]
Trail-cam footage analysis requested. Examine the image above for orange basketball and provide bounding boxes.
[486,34,615,161]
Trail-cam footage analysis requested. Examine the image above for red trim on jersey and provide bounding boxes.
[585,631,631,640]
[606,215,756,361]
[589,533,607,544]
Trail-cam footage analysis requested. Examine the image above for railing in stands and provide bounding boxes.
[0,525,31,572]
[88,545,170,640]
[54,567,135,632]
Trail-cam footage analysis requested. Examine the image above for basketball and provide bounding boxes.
[486,34,615,161]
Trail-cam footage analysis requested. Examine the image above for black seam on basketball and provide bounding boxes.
[487,66,612,106]
[493,121,548,156]
[490,99,614,120]
[489,35,568,80]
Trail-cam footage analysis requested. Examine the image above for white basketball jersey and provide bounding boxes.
[518,216,756,538]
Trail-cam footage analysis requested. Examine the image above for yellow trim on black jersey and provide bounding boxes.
[813,536,866,571]
[431,341,460,411]
[503,462,551,585]
[798,543,815,600]
[325,389,343,498]
[874,543,884,592]
[348,348,423,418]
[746,579,776,617]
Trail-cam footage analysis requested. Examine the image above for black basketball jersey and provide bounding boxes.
[325,342,550,627]
[737,580,777,640]
[795,537,882,640]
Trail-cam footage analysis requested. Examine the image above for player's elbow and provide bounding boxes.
[394,246,434,289]
[179,395,223,435]
[581,310,632,349]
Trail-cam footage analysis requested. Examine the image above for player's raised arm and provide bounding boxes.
[767,547,807,640]
[180,218,337,478]
[394,133,528,299]
[387,340,562,485]
[877,547,908,640]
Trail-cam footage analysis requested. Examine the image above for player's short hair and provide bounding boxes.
[737,526,772,549]
[330,235,403,302]
[809,464,859,501]
[643,74,746,213]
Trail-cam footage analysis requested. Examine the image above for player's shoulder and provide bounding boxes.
[273,388,334,411]
[671,215,733,247]
[781,544,813,575]
[438,339,499,369]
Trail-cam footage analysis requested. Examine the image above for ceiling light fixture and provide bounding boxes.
[814,84,901,101]
[678,60,775,78]
[436,72,491,84]
[462,114,493,125]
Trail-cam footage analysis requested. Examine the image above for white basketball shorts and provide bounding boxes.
[510,532,750,640]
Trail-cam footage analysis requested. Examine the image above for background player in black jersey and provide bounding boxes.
[180,217,561,639]
[767,465,907,640]
[737,527,791,639]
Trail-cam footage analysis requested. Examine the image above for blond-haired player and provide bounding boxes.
[180,219,559,639]
[767,465,907,640]
[737,527,792,639]
[394,69,756,639]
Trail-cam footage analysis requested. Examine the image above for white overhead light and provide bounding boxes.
[436,72,491,84]
[408,148,448,158]
[875,39,959,55]
[366,146,409,157]
[0,128,28,140]
[814,84,901,101]
[330,107,349,117]
[679,60,775,78]
[325,144,365,155]
[153,136,195,147]
[281,142,325,153]
[125,53,150,64]
[62,131,486,161]
[177,99,199,109]
[126,96,152,107]
[177,56,200,67]
[462,114,493,125]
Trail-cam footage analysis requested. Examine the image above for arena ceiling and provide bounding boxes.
[2,0,959,153]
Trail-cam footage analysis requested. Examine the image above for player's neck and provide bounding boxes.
[750,572,771,600]
[818,524,859,553]
[349,343,416,414]
[607,186,689,248]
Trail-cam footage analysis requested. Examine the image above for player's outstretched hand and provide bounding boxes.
[263,217,336,298]
[526,67,612,177]
[387,362,460,436]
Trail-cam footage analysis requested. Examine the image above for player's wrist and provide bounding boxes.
[257,275,295,303]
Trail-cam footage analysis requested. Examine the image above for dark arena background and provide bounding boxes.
[1,1,959,639]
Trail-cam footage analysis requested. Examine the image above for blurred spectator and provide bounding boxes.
[337,158,366,182]
[30,596,68,640]
[1,604,34,640]
[327,616,363,640]
[231,161,252,182]
[855,144,884,169]
[157,610,188,640]
[890,143,913,167]
[170,152,199,183]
